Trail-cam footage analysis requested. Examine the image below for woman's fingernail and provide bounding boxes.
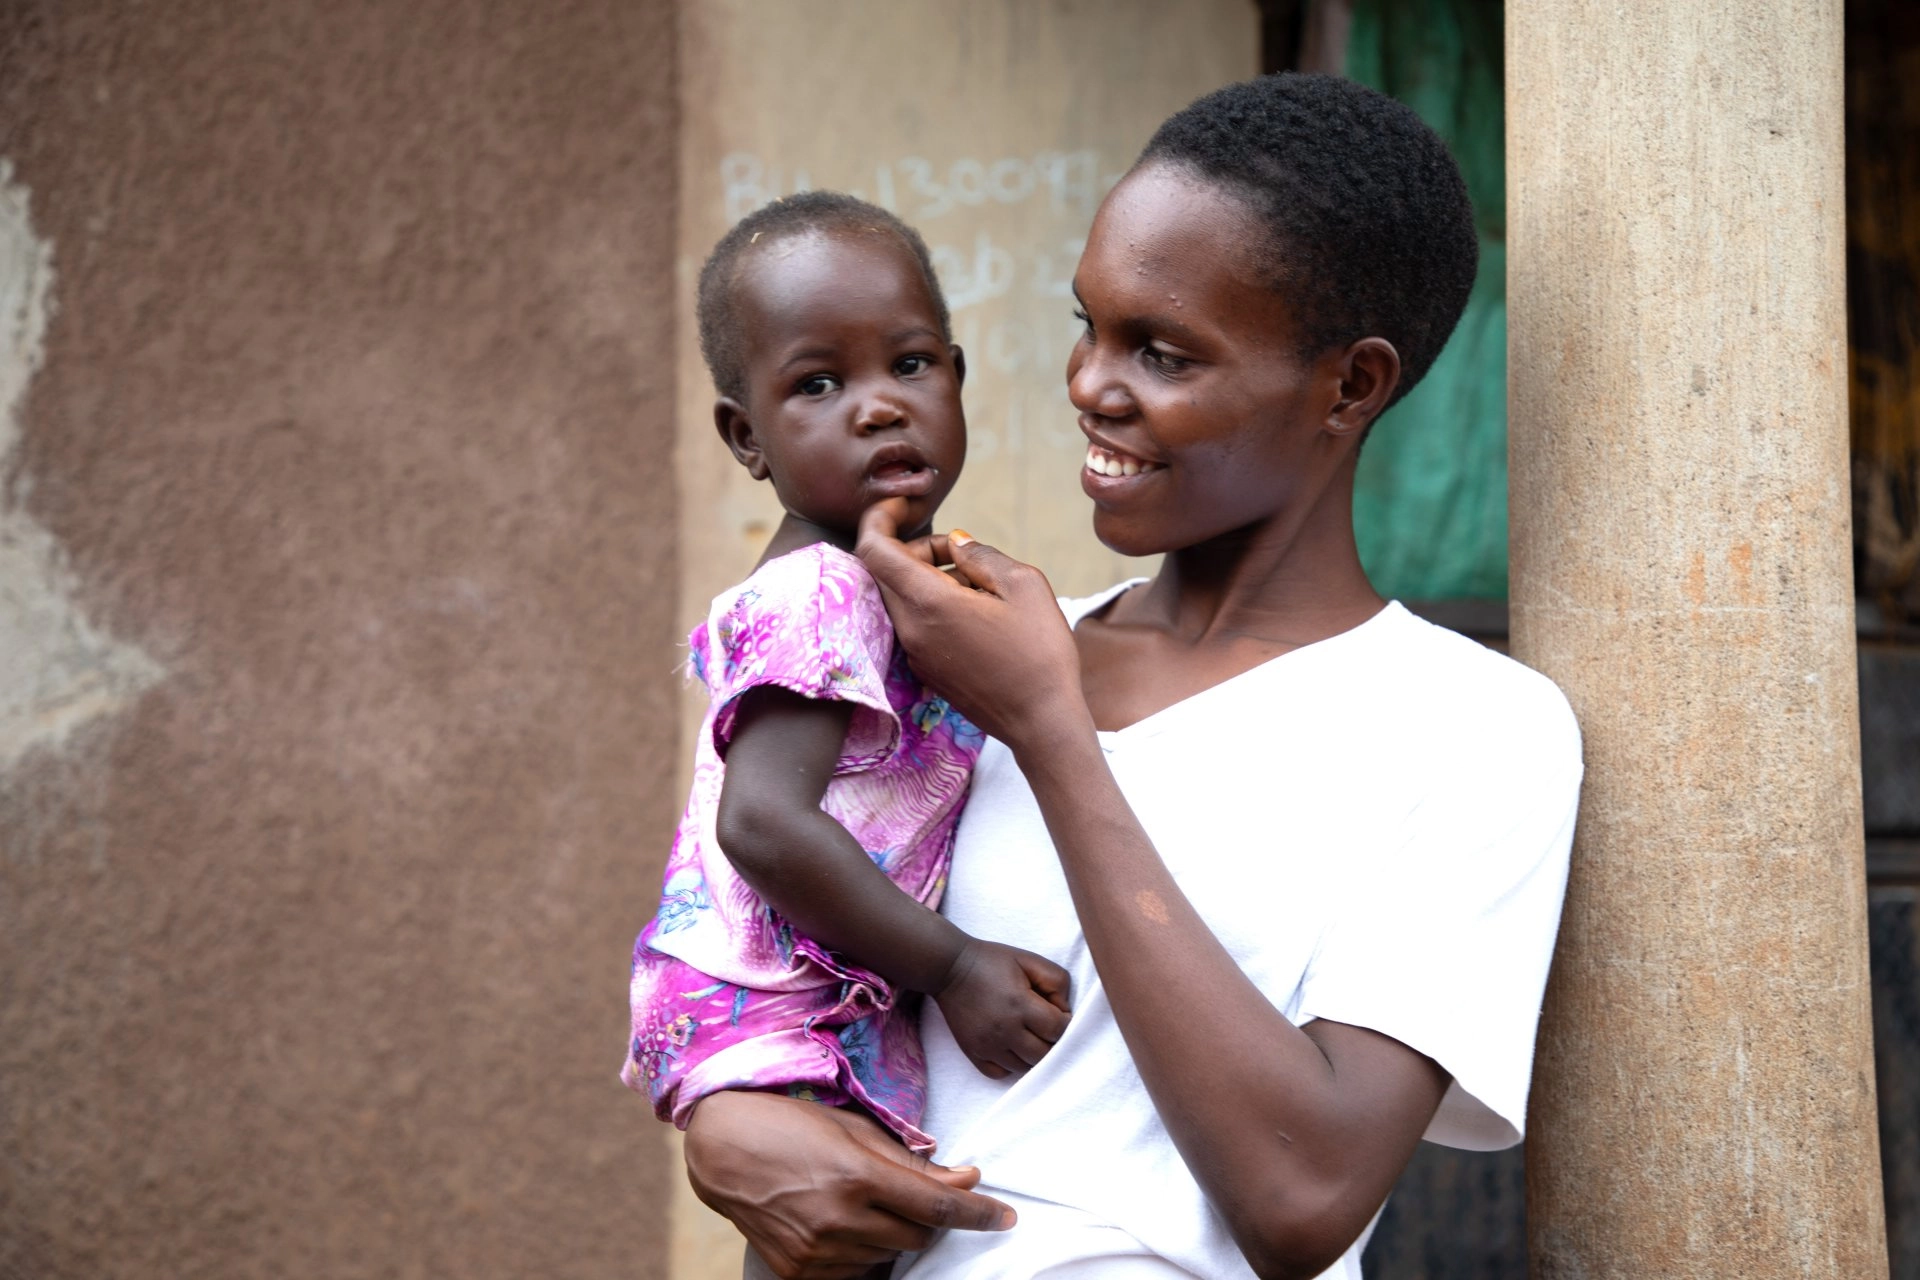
[950,529,975,547]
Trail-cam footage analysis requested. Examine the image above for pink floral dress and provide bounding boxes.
[623,543,983,1152]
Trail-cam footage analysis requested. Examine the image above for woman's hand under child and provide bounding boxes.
[685,1090,1014,1279]
[934,937,1072,1078]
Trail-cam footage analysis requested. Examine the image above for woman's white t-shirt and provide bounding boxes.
[898,592,1583,1279]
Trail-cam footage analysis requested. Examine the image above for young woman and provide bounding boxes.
[679,74,1582,1280]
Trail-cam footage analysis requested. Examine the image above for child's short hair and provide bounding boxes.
[1141,73,1478,408]
[697,191,952,403]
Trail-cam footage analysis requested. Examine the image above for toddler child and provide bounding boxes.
[623,192,1071,1154]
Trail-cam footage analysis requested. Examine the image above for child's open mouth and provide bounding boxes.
[867,447,936,498]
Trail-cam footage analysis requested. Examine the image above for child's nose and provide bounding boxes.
[854,392,907,433]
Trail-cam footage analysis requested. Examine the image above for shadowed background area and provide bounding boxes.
[0,2,680,1275]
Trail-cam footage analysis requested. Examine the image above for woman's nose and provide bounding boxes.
[1067,344,1132,419]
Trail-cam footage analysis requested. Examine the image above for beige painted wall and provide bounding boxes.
[669,4,1257,1272]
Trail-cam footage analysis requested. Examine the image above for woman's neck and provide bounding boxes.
[1126,465,1384,652]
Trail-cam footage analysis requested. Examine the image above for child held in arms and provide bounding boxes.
[623,193,1071,1158]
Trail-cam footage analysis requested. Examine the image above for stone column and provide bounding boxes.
[1508,2,1887,1276]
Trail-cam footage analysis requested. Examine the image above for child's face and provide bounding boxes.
[721,229,965,542]
[1066,163,1378,558]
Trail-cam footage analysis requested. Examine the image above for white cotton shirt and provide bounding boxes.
[897,590,1583,1280]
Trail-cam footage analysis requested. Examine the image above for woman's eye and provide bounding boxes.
[895,354,932,376]
[797,374,839,397]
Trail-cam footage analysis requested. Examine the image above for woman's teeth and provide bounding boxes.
[1084,444,1161,478]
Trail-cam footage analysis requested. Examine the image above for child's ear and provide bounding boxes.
[950,343,968,388]
[714,397,770,481]
[1326,337,1401,440]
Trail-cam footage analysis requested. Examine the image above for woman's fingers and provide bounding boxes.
[858,502,1085,750]
[826,1208,944,1256]
[922,534,978,589]
[919,1162,983,1191]
[857,496,910,544]
[863,1154,1018,1234]
[858,506,968,613]
[682,1091,1014,1279]
[944,531,1041,602]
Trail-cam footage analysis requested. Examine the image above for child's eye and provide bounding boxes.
[895,354,933,376]
[1144,344,1191,373]
[796,374,840,397]
[1072,307,1093,339]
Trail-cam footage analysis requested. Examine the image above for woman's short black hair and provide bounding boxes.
[696,191,951,403]
[1140,73,1478,408]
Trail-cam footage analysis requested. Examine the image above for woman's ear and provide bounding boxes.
[950,343,968,388]
[1327,337,1402,439]
[714,397,770,481]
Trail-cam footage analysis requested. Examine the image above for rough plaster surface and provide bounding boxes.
[0,159,164,769]
[1508,2,1888,1275]
[0,3,678,1276]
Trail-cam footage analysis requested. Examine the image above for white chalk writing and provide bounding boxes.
[721,151,1121,224]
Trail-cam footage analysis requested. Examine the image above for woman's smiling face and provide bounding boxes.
[1068,163,1367,559]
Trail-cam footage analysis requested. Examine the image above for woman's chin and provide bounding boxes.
[1091,513,1174,560]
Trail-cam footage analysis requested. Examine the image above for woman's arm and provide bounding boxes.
[857,509,1449,1280]
[1012,726,1447,1276]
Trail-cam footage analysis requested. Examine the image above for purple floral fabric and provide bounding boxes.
[623,543,982,1151]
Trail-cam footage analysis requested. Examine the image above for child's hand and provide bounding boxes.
[933,938,1071,1079]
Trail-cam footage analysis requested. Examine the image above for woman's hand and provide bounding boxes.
[683,1091,1015,1280]
[856,499,1093,752]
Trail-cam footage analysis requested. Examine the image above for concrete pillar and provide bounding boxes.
[1508,2,1888,1276]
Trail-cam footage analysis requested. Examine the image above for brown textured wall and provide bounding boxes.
[0,3,678,1276]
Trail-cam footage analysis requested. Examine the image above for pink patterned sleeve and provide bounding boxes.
[701,545,901,772]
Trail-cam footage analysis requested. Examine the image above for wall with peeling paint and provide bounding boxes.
[0,3,679,1276]
[0,160,166,769]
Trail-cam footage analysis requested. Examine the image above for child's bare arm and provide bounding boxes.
[717,686,966,992]
[717,686,1069,1074]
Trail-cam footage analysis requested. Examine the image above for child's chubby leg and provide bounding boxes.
[628,940,936,1150]
[627,944,861,1127]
